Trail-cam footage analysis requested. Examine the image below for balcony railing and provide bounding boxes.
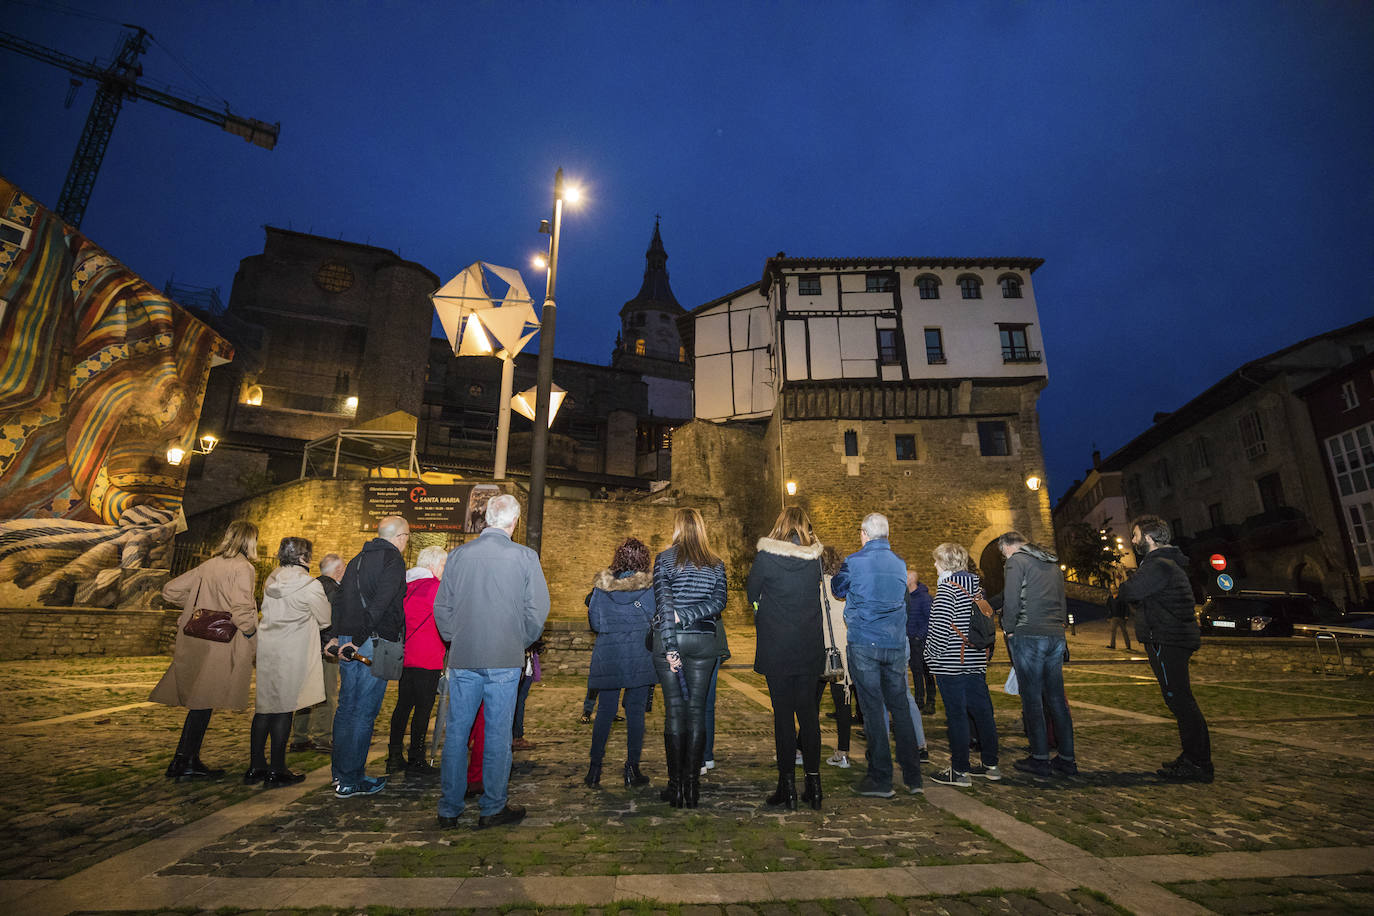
[926,352,947,365]
[1002,348,1042,363]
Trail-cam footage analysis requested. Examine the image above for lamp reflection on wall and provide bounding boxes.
[785,480,798,496]
[167,434,219,467]
[1025,475,1042,491]
[511,382,565,427]
[344,395,359,414]
[244,385,263,406]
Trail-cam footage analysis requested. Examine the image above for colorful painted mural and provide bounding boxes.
[0,176,231,608]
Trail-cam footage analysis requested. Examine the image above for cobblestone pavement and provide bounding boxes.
[3,620,1373,914]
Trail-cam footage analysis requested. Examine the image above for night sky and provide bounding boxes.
[3,1,1371,502]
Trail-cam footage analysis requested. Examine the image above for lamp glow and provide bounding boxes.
[198,434,219,454]
[532,254,547,270]
[1025,475,1042,491]
[563,185,581,204]
[344,395,359,412]
[785,480,798,496]
[166,446,187,466]
[512,383,565,427]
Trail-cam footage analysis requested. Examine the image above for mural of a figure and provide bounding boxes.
[0,176,231,608]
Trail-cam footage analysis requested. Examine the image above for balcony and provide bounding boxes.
[1002,348,1042,364]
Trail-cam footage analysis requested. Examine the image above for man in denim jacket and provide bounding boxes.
[831,513,923,798]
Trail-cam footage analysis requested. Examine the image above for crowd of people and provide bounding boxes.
[150,499,1213,831]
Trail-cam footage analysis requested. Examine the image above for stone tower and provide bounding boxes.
[612,219,689,373]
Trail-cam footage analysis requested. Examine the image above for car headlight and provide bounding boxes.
[1249,615,1272,631]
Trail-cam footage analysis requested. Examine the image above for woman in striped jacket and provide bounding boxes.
[651,508,728,809]
[924,542,1001,788]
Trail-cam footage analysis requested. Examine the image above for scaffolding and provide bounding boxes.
[299,428,419,480]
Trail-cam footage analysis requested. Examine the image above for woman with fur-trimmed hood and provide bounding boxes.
[746,507,826,811]
[583,537,657,789]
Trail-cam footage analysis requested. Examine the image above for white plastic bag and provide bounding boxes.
[1003,668,1019,696]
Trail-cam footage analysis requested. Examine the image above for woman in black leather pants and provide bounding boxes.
[652,508,728,808]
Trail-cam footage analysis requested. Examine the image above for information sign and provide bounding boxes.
[360,481,504,533]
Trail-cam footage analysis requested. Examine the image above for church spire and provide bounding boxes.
[624,217,681,315]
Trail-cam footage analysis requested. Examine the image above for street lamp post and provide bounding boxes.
[526,167,569,555]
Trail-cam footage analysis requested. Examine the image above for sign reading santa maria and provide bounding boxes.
[361,482,505,533]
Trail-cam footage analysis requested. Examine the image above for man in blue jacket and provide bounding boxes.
[434,494,550,829]
[831,513,923,798]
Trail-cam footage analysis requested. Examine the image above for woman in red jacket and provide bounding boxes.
[387,545,450,774]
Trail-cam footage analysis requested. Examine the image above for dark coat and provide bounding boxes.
[906,583,932,639]
[1001,543,1069,638]
[1119,546,1200,650]
[332,538,406,642]
[747,536,825,677]
[586,569,657,690]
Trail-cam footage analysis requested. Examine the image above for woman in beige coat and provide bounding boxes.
[245,537,331,787]
[151,520,260,781]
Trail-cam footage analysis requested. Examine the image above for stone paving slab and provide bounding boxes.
[1164,871,1374,914]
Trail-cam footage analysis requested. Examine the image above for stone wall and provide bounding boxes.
[1,607,180,660]
[1200,635,1374,677]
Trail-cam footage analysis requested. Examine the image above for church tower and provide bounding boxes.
[612,218,689,373]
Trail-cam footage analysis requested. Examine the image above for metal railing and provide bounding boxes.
[1292,623,1374,678]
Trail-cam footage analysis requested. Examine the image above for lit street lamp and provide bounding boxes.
[526,167,578,555]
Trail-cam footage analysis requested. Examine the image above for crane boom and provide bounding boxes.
[0,26,278,228]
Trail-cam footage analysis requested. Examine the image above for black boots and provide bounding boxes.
[584,762,603,787]
[684,728,706,809]
[624,762,650,787]
[385,747,407,774]
[801,773,823,810]
[766,771,798,810]
[660,734,684,807]
[166,755,224,782]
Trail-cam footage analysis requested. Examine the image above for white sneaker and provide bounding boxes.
[968,764,1002,781]
[704,759,715,770]
[826,752,851,768]
[795,750,803,764]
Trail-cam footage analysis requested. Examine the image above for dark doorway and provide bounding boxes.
[978,540,1005,599]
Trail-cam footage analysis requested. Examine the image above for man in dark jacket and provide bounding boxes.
[1119,515,1212,782]
[999,530,1077,778]
[290,552,345,752]
[905,571,935,714]
[332,516,409,798]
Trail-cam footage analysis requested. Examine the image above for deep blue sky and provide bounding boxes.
[3,0,1371,501]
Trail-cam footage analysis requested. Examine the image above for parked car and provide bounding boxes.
[1198,590,1347,637]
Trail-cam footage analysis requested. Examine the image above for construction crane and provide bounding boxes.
[0,24,279,228]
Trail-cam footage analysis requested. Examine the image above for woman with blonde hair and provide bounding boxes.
[247,536,331,787]
[924,541,1000,788]
[151,519,261,781]
[747,506,825,810]
[652,507,727,808]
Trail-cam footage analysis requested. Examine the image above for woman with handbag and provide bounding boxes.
[924,542,1001,788]
[819,545,854,771]
[386,545,450,775]
[151,520,261,782]
[247,537,331,787]
[746,507,826,810]
[652,508,727,809]
[583,537,656,788]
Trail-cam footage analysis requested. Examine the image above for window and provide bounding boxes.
[924,328,945,364]
[916,275,940,299]
[1238,410,1266,459]
[1208,502,1226,528]
[635,338,646,356]
[958,275,982,299]
[894,434,916,461]
[999,324,1038,362]
[679,346,686,363]
[1152,458,1172,491]
[798,276,821,296]
[1327,424,1374,497]
[866,273,895,293]
[1341,380,1360,410]
[1257,472,1285,513]
[1189,437,1211,472]
[843,429,859,456]
[999,275,1022,298]
[977,421,1010,456]
[1126,474,1143,507]
[1349,502,1374,570]
[877,328,901,365]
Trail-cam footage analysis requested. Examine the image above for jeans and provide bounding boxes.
[292,655,338,745]
[589,685,650,766]
[934,672,999,773]
[847,643,923,791]
[332,636,389,788]
[765,673,822,773]
[1108,617,1133,649]
[438,667,519,818]
[1010,634,1075,762]
[1146,643,1211,767]
[513,671,534,738]
[908,636,936,709]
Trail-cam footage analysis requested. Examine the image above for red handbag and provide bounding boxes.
[181,577,238,643]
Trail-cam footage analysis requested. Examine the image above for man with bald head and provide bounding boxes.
[332,516,410,798]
